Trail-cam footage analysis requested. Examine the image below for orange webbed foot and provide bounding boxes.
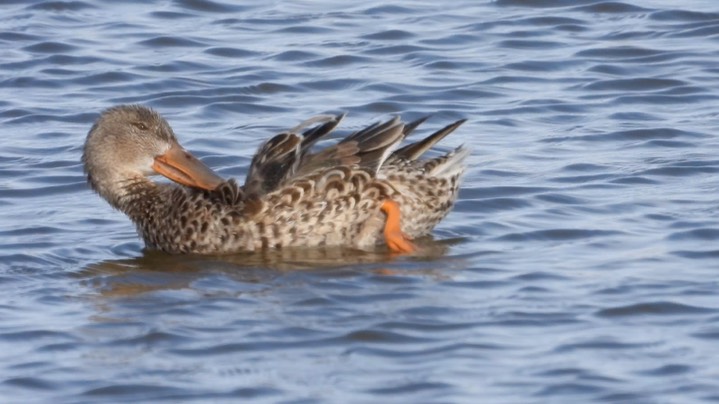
[380,200,417,254]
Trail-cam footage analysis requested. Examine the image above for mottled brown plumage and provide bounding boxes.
[83,105,469,254]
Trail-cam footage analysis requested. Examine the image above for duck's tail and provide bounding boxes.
[427,145,471,179]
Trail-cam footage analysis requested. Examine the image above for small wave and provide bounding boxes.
[25,1,94,12]
[570,2,649,14]
[137,36,207,48]
[667,228,719,241]
[498,229,621,242]
[596,301,715,317]
[362,29,416,41]
[650,9,719,22]
[173,0,247,13]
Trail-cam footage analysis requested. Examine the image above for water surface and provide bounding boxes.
[1,0,719,402]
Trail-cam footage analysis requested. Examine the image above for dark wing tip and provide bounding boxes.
[403,115,431,136]
[391,117,467,162]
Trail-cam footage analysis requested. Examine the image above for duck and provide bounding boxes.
[82,105,469,255]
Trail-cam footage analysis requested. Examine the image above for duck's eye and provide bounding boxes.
[132,122,149,131]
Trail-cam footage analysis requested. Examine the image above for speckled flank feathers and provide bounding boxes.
[83,105,469,254]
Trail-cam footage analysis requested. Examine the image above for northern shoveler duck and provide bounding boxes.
[82,105,469,254]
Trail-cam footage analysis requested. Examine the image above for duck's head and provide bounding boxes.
[82,105,223,208]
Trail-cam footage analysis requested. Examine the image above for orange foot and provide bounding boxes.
[380,200,417,254]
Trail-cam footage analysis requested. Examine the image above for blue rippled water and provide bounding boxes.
[1,0,719,402]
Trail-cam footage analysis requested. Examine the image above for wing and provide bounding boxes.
[389,118,467,163]
[243,114,466,197]
[243,114,343,196]
[296,116,406,177]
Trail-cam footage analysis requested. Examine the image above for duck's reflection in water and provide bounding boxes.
[80,237,464,298]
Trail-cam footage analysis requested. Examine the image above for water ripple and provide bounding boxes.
[597,302,716,318]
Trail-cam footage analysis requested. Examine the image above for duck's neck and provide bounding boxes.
[108,176,167,224]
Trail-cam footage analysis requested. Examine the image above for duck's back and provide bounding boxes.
[222,116,470,251]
